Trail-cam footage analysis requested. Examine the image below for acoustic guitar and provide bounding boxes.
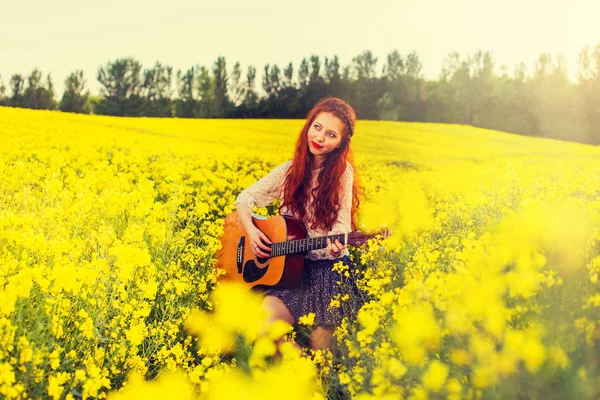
[214,211,391,289]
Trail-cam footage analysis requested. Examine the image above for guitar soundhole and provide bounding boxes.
[257,256,269,264]
[243,260,268,283]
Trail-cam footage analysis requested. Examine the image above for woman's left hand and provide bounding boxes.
[326,237,346,257]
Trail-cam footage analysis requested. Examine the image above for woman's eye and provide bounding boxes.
[314,124,320,129]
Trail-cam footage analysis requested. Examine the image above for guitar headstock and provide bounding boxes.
[347,227,392,247]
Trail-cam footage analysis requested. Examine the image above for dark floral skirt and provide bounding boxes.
[264,255,364,327]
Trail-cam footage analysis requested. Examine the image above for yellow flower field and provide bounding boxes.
[1,106,600,399]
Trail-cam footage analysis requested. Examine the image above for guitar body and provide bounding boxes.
[215,211,308,289]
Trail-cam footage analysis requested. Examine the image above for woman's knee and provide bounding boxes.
[310,325,334,351]
[261,295,295,325]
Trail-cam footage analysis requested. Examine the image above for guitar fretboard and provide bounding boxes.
[270,233,346,257]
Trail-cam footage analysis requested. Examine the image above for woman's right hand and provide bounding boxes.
[247,226,272,258]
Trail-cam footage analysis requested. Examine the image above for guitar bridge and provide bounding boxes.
[237,236,245,274]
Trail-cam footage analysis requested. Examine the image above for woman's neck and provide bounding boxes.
[312,155,325,170]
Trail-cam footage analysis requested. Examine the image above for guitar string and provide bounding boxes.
[271,233,349,256]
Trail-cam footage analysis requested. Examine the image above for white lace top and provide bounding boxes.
[234,160,354,260]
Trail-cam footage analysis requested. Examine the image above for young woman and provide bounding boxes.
[234,97,361,352]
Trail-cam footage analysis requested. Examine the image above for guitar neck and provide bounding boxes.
[270,233,347,257]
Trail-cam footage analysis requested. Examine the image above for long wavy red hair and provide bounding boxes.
[279,97,360,231]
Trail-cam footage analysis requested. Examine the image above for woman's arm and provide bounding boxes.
[235,202,272,257]
[234,160,291,256]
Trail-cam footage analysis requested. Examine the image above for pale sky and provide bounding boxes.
[1,0,598,97]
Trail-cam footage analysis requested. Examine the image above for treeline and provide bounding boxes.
[1,46,599,144]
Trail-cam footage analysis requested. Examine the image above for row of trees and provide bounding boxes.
[1,45,599,144]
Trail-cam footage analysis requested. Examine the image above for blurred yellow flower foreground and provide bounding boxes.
[2,106,600,399]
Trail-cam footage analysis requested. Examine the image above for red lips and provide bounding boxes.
[311,141,323,149]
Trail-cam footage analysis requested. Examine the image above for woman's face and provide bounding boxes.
[307,112,344,161]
